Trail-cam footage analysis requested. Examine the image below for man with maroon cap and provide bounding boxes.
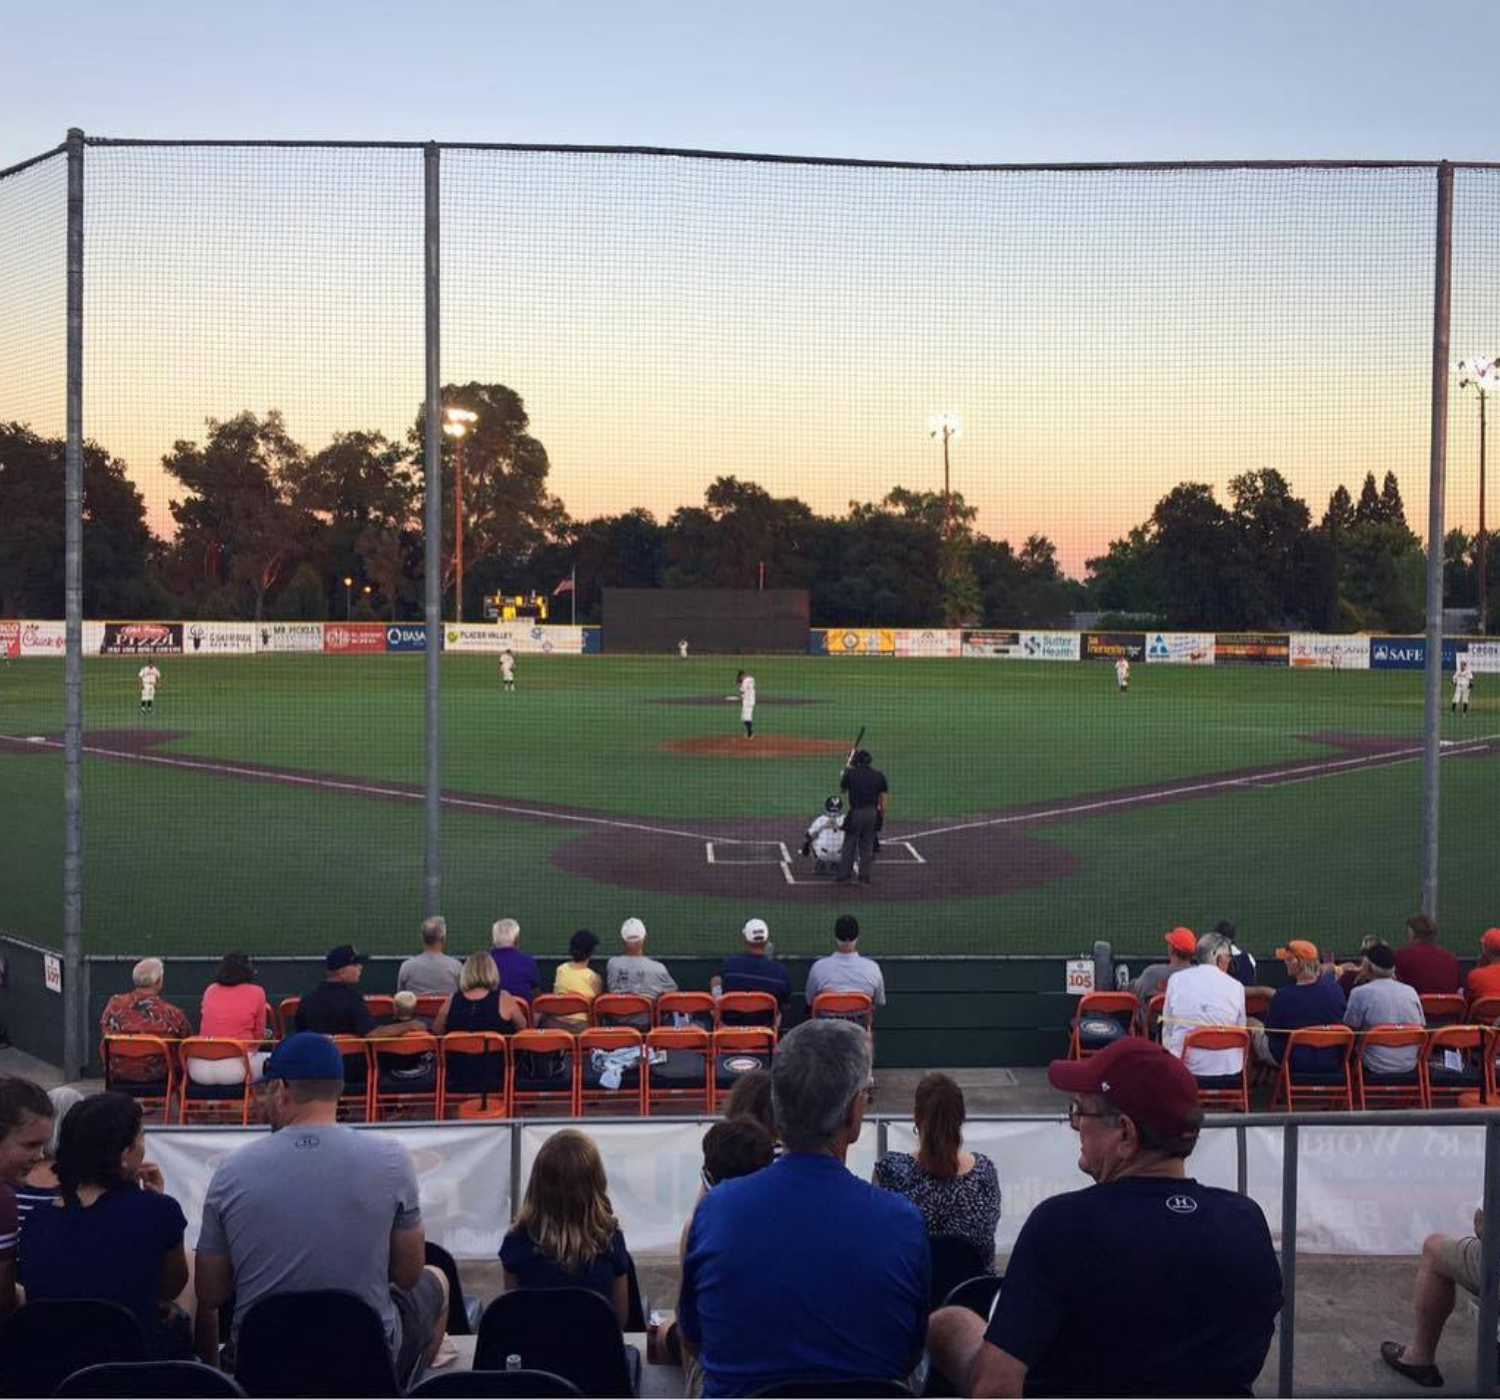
[1129,926,1197,1003]
[1462,928,1500,1008]
[926,1039,1281,1397]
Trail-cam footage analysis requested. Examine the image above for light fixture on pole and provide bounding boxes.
[442,406,479,623]
[1458,357,1497,636]
[342,575,353,621]
[927,414,962,538]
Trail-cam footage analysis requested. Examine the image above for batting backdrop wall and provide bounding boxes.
[603,588,810,653]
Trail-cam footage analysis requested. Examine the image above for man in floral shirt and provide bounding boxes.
[99,958,192,1081]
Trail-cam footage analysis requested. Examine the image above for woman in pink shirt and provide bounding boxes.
[189,952,272,1085]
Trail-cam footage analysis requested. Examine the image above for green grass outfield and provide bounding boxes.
[0,654,1493,959]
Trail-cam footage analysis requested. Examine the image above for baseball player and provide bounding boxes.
[678,638,689,659]
[800,796,847,874]
[1115,656,1130,692]
[138,662,161,714]
[1453,657,1473,715]
[736,669,756,738]
[499,648,516,692]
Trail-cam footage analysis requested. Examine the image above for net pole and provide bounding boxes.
[62,128,85,1080]
[1421,162,1454,922]
[423,142,442,919]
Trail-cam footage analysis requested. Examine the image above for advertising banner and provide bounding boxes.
[0,622,17,659]
[1081,631,1145,662]
[384,623,428,653]
[894,629,961,658]
[1215,632,1289,666]
[100,622,182,656]
[962,629,1024,658]
[17,620,65,656]
[1369,637,1464,671]
[182,622,256,656]
[322,623,387,654]
[1144,632,1215,665]
[1467,641,1500,674]
[1019,631,1081,662]
[256,622,324,653]
[821,628,897,656]
[442,624,584,655]
[1288,634,1372,671]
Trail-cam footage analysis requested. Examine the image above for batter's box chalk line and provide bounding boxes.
[704,840,794,865]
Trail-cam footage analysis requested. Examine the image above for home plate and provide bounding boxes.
[25,736,45,744]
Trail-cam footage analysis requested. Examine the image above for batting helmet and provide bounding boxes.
[824,795,844,814]
[853,749,872,766]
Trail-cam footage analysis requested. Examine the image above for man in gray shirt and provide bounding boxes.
[396,916,463,996]
[607,917,679,1001]
[804,915,886,1007]
[1344,942,1426,1075]
[193,1033,448,1386]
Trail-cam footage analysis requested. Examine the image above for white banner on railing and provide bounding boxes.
[1467,641,1500,674]
[1144,632,1215,665]
[183,622,257,656]
[1288,633,1372,670]
[1018,631,1081,662]
[443,624,584,655]
[255,622,325,653]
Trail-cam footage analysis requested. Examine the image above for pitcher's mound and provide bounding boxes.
[662,735,850,759]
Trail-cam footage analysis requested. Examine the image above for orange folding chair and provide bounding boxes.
[276,997,302,1037]
[1420,994,1468,1029]
[1427,1024,1487,1107]
[371,1031,441,1121]
[328,1035,374,1121]
[1355,1026,1430,1110]
[177,1038,255,1125]
[531,994,591,1032]
[713,1027,777,1108]
[810,992,875,1034]
[1067,992,1138,1060]
[1142,993,1167,1042]
[1182,1027,1251,1112]
[1244,988,1273,1020]
[363,995,395,1025]
[509,1030,580,1116]
[1271,1026,1356,1111]
[715,992,781,1036]
[645,1026,713,1115]
[101,1035,177,1123]
[578,1028,647,1116]
[1467,996,1500,1027]
[439,1032,511,1119]
[656,992,716,1031]
[591,994,653,1032]
[413,995,449,1022]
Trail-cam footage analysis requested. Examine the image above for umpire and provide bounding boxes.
[836,749,888,884]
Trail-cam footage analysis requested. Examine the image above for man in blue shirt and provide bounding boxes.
[678,1018,928,1396]
[927,1038,1282,1397]
[1259,939,1347,1076]
[710,917,790,1012]
[489,918,539,1001]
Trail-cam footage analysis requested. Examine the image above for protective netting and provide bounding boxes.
[0,144,1497,962]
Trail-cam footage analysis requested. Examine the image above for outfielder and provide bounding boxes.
[678,638,689,659]
[736,669,756,738]
[801,796,847,874]
[1453,658,1473,715]
[499,648,516,692]
[138,662,161,714]
[1115,656,1130,692]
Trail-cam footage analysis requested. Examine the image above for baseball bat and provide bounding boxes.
[840,725,866,781]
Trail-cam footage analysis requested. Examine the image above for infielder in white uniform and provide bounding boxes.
[138,662,161,714]
[1453,659,1473,715]
[499,649,516,692]
[678,638,689,659]
[735,669,756,738]
[1115,656,1130,692]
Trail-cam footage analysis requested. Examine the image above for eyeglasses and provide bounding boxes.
[862,1083,877,1105]
[1067,1102,1120,1131]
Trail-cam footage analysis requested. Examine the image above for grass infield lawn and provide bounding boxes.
[0,654,1494,959]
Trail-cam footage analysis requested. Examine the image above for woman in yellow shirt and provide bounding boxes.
[551,928,603,1028]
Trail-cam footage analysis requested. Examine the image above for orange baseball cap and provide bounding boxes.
[1164,927,1197,956]
[1276,939,1320,963]
[1481,929,1500,954]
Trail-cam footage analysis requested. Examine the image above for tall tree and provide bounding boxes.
[1354,471,1385,525]
[1322,484,1356,535]
[1228,468,1318,626]
[1379,470,1409,528]
[1085,525,1161,619]
[1149,483,1236,626]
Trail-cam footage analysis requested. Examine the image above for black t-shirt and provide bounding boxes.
[840,765,889,811]
[985,1176,1282,1397]
[720,953,791,1007]
[294,981,376,1037]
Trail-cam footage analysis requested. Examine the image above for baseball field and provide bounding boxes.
[0,653,1494,961]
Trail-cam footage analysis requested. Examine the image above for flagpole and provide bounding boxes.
[571,566,576,627]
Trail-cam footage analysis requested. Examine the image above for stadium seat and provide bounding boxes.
[234,1289,403,1397]
[531,994,592,1032]
[474,1289,640,1397]
[810,992,875,1036]
[712,1026,777,1103]
[1427,1024,1487,1107]
[1419,993,1467,1029]
[591,993,653,1032]
[1067,992,1138,1060]
[440,1032,511,1118]
[509,1029,580,1116]
[750,1379,912,1397]
[1141,992,1167,1042]
[329,1035,374,1121]
[177,1037,256,1125]
[715,991,781,1035]
[102,1034,177,1122]
[645,1025,713,1115]
[941,1272,1003,1317]
[414,995,450,1021]
[1243,988,1273,1020]
[928,1234,993,1309]
[363,994,396,1024]
[1353,1026,1429,1109]
[0,1299,147,1397]
[425,1240,483,1336]
[409,1371,582,1398]
[54,1360,248,1397]
[1467,995,1500,1027]
[275,997,301,1037]
[577,1027,647,1115]
[656,991,716,1031]
[1182,1027,1251,1112]
[371,1030,441,1120]
[1271,1026,1356,1111]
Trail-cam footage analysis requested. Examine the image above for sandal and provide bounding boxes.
[1380,1341,1444,1388]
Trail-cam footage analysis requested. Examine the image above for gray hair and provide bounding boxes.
[131,958,164,989]
[1197,933,1231,966]
[46,1086,84,1157]
[771,1019,871,1153]
[421,916,447,946]
[491,918,520,948]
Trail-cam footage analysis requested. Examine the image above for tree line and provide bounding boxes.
[0,381,1491,633]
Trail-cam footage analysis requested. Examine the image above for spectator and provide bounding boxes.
[1212,919,1259,987]
[490,917,540,1001]
[552,929,604,1029]
[1129,927,1197,1002]
[500,1128,632,1325]
[1344,943,1425,1078]
[873,1073,1000,1273]
[374,992,438,1096]
[16,1087,84,1233]
[18,1092,190,1358]
[804,915,887,1007]
[431,952,526,1094]
[190,951,272,1087]
[926,1039,1282,1398]
[710,917,791,1010]
[100,958,193,1083]
[0,1078,54,1314]
[1336,935,1382,996]
[607,918,678,1000]
[1394,913,1461,996]
[193,1033,448,1386]
[678,1019,928,1395]
[294,945,406,1040]
[396,917,463,997]
[1464,928,1500,1008]
[1382,1205,1492,1388]
[720,1069,776,1144]
[1163,931,1247,1078]
[1254,940,1347,1075]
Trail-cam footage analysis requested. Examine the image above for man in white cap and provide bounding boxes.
[711,917,791,1012]
[607,917,679,1002]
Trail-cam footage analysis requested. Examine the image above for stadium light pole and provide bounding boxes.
[442,406,479,623]
[928,414,962,537]
[1458,357,1497,636]
[342,574,353,621]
